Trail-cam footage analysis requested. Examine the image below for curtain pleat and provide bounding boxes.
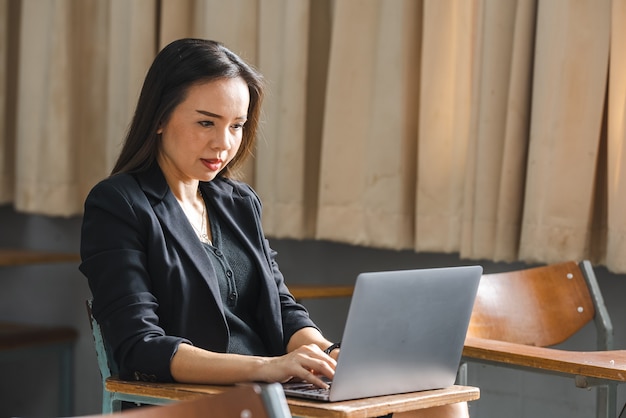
[316,0,420,249]
[255,0,311,238]
[16,0,103,215]
[11,0,156,216]
[518,0,610,264]
[159,0,195,43]
[2,0,626,272]
[416,0,475,253]
[607,0,626,272]
[459,0,536,262]
[489,0,537,262]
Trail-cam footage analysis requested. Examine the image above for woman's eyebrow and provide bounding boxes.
[196,109,247,120]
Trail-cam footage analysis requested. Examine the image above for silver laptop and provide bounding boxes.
[283,265,482,402]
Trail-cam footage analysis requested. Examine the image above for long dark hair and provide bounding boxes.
[111,38,264,178]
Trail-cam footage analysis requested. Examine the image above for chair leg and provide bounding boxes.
[456,362,468,386]
[102,389,123,414]
[58,344,74,416]
[111,398,123,413]
[596,383,617,418]
[259,383,292,417]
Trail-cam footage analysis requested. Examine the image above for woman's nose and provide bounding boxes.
[211,128,233,150]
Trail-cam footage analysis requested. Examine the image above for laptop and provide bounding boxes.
[283,265,482,402]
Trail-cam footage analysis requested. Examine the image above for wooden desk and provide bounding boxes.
[463,336,626,383]
[289,285,354,301]
[105,377,479,418]
[0,249,80,267]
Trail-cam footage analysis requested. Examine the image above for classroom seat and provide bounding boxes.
[288,284,354,302]
[85,300,291,416]
[458,260,621,418]
[0,321,78,416]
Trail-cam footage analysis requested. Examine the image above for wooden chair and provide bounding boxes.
[85,300,291,416]
[457,260,622,418]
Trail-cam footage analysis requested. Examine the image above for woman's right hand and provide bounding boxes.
[259,344,337,388]
[170,342,336,388]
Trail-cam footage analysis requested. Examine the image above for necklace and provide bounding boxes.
[189,190,212,245]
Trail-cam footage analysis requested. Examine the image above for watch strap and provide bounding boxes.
[324,342,341,355]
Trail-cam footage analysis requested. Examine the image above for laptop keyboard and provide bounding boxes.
[283,376,333,397]
[288,382,330,395]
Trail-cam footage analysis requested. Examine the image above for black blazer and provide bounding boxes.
[79,164,316,382]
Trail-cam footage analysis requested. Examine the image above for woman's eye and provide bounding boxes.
[199,121,214,128]
[231,123,245,130]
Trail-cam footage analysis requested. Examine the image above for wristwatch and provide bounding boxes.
[324,342,341,355]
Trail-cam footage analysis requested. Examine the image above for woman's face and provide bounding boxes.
[157,77,250,183]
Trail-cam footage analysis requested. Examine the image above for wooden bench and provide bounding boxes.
[0,249,80,416]
[0,249,80,267]
[288,284,354,301]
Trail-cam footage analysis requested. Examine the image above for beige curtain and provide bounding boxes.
[0,0,156,215]
[459,0,536,262]
[518,0,611,265]
[1,0,626,273]
[316,0,421,249]
[416,0,477,254]
[607,0,626,273]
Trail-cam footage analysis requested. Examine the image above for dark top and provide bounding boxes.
[202,195,268,356]
[79,163,317,382]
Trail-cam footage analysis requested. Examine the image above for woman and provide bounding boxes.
[80,38,468,417]
[80,38,337,389]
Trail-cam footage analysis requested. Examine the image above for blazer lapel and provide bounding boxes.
[203,180,270,279]
[200,179,263,261]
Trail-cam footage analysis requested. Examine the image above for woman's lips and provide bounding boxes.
[202,158,222,171]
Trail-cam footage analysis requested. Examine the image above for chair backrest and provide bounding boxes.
[466,260,613,349]
[86,299,119,379]
[75,383,290,418]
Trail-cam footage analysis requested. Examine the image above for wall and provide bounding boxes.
[0,204,624,417]
[0,206,98,417]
